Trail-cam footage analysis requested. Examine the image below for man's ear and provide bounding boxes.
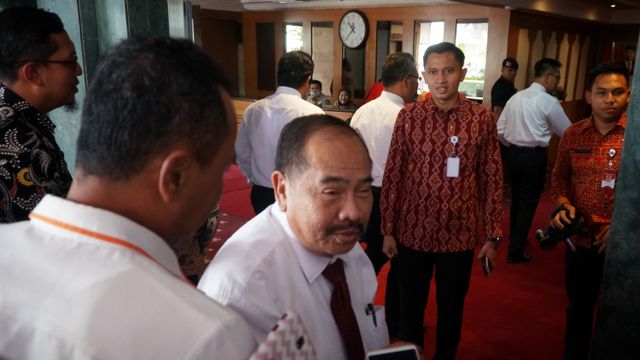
[585,90,592,105]
[21,62,44,86]
[461,68,467,81]
[272,171,287,211]
[157,149,191,204]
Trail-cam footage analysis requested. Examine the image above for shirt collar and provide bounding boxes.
[379,90,405,107]
[421,92,467,113]
[275,86,303,98]
[0,83,56,132]
[271,205,358,285]
[29,195,183,279]
[578,113,627,133]
[530,82,547,93]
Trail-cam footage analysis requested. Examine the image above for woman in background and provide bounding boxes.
[334,87,357,110]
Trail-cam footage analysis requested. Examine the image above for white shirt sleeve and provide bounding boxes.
[496,107,508,144]
[548,101,572,136]
[235,112,253,181]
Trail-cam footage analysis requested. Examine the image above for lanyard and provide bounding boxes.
[29,212,193,286]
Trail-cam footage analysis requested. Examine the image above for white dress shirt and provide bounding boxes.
[235,86,325,188]
[0,195,256,360]
[497,82,572,147]
[198,205,389,360]
[350,91,405,187]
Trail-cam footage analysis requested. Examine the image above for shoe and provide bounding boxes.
[507,254,532,264]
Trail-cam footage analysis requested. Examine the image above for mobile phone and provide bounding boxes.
[481,255,493,276]
[366,344,420,360]
[249,311,315,360]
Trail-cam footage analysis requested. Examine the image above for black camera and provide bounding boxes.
[536,205,583,251]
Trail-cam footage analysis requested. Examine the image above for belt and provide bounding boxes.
[508,143,547,150]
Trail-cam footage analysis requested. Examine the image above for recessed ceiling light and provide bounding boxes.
[611,4,616,8]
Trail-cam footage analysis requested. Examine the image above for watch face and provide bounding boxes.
[339,11,368,49]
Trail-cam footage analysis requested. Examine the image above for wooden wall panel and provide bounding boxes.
[241,4,509,107]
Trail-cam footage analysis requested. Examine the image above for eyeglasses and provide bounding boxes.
[406,74,422,81]
[43,59,78,66]
[16,56,79,69]
[546,73,561,81]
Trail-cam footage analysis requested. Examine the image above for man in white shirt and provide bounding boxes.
[235,51,324,215]
[497,58,572,264]
[199,115,390,360]
[350,52,419,337]
[0,38,256,360]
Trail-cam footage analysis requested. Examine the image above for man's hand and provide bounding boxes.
[551,203,576,230]
[477,241,497,270]
[593,226,610,254]
[382,235,397,259]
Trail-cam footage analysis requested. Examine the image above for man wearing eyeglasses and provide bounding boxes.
[0,7,82,223]
[497,58,572,264]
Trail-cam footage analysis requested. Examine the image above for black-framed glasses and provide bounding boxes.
[43,59,78,66]
[16,57,79,69]
[546,73,560,81]
[406,74,422,81]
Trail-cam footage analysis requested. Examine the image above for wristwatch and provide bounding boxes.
[486,237,501,245]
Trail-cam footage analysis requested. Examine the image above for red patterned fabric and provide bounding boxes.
[380,96,503,252]
[550,115,626,248]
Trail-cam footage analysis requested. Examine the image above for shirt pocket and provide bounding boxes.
[361,305,390,352]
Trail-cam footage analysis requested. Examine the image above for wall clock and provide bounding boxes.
[339,10,369,49]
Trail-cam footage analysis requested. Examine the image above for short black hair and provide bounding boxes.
[275,114,369,178]
[534,58,562,78]
[0,7,65,83]
[587,63,629,90]
[76,37,233,180]
[382,52,417,87]
[310,79,322,88]
[277,51,314,89]
[423,42,465,69]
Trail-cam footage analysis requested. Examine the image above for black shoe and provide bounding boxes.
[507,254,532,264]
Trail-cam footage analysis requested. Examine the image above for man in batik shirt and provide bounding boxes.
[550,63,630,360]
[380,42,503,360]
[0,7,82,222]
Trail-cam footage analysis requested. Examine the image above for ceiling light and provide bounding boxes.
[611,4,616,8]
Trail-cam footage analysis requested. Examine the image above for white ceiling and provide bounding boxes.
[192,0,640,24]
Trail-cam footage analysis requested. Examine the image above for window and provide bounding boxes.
[414,21,444,94]
[455,20,488,99]
[375,21,404,81]
[285,23,303,52]
[311,22,334,96]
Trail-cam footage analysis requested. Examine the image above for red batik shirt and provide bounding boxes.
[551,115,626,248]
[380,96,503,252]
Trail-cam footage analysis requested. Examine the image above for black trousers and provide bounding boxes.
[362,186,399,337]
[505,146,548,257]
[397,246,474,360]
[564,246,605,360]
[250,184,275,215]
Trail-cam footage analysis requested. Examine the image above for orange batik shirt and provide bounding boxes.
[551,114,626,248]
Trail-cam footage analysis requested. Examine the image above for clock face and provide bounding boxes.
[339,11,368,49]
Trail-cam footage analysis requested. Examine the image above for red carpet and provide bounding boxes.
[216,165,567,359]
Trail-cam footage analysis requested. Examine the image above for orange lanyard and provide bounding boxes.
[29,212,193,286]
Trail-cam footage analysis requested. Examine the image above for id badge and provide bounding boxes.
[601,168,616,189]
[446,157,460,178]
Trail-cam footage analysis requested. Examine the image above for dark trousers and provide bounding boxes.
[564,246,605,360]
[364,187,387,273]
[397,246,474,360]
[362,186,399,337]
[250,184,275,215]
[505,146,547,257]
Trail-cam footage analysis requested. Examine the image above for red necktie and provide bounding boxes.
[323,259,365,360]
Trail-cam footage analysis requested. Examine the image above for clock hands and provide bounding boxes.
[344,22,355,41]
